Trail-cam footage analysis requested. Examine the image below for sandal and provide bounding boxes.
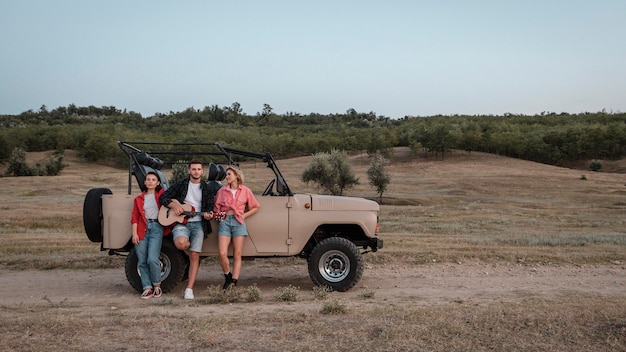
[153,286,162,298]
[141,288,154,299]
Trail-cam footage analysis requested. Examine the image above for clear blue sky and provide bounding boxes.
[1,0,625,118]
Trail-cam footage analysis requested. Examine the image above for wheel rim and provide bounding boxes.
[318,249,350,283]
[136,253,172,281]
[159,252,172,280]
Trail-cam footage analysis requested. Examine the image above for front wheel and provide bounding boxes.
[125,240,188,293]
[307,237,364,292]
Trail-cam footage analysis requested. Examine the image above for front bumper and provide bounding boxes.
[369,237,383,252]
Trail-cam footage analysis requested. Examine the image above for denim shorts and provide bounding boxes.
[218,215,249,237]
[172,221,204,252]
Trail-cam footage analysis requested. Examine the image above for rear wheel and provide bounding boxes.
[125,240,188,293]
[83,188,112,243]
[307,237,364,292]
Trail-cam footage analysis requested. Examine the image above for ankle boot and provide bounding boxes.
[223,272,233,290]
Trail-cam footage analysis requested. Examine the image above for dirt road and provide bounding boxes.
[2,261,624,308]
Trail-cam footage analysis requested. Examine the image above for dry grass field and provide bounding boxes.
[1,148,625,351]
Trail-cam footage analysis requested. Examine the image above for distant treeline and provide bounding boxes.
[1,103,625,167]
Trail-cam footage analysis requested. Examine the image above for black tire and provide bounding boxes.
[83,188,112,243]
[307,237,364,292]
[125,240,188,293]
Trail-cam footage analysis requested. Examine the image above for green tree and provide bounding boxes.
[0,135,10,162]
[6,147,33,176]
[45,150,65,176]
[79,130,116,162]
[367,153,390,203]
[424,123,456,159]
[262,103,273,116]
[301,149,359,195]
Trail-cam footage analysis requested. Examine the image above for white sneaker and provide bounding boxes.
[184,288,194,300]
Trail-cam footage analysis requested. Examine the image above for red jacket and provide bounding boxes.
[131,189,171,240]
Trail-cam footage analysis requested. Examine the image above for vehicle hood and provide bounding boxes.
[308,194,379,211]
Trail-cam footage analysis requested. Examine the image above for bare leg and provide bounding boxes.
[218,235,231,273]
[187,251,200,290]
[174,236,190,250]
[231,236,245,280]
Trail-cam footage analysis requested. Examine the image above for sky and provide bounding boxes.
[1,0,625,118]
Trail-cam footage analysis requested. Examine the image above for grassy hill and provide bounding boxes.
[1,147,624,268]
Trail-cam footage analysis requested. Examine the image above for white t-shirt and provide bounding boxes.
[143,193,159,220]
[185,182,202,222]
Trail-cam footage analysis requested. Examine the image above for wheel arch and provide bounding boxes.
[299,223,369,258]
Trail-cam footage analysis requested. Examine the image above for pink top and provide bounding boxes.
[213,184,260,224]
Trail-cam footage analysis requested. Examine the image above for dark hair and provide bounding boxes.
[188,159,203,168]
[146,171,162,192]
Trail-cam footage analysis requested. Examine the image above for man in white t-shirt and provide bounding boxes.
[160,160,216,299]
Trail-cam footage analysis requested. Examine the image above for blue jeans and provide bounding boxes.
[135,220,164,290]
[218,215,249,237]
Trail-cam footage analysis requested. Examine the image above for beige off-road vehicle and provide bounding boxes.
[83,141,383,292]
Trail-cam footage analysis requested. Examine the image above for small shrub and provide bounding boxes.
[202,285,241,304]
[222,286,244,303]
[359,290,376,299]
[245,284,262,302]
[6,147,33,176]
[320,299,347,314]
[5,148,65,177]
[367,153,390,203]
[312,285,332,300]
[201,284,259,304]
[274,284,300,302]
[45,150,65,176]
[170,161,189,184]
[32,163,46,176]
[589,160,603,172]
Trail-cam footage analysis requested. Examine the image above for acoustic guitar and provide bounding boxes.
[158,203,225,226]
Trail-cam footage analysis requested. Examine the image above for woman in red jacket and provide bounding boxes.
[131,171,166,299]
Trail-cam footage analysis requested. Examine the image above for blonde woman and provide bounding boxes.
[213,166,260,290]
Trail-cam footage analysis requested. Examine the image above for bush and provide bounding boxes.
[0,135,10,162]
[4,148,65,177]
[202,285,244,304]
[301,149,359,195]
[367,153,390,203]
[79,130,118,162]
[589,160,603,172]
[45,150,65,176]
[274,284,300,302]
[170,161,189,184]
[312,285,331,300]
[320,299,347,314]
[5,148,33,176]
[245,284,262,302]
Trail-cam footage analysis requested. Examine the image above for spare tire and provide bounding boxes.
[83,188,112,243]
